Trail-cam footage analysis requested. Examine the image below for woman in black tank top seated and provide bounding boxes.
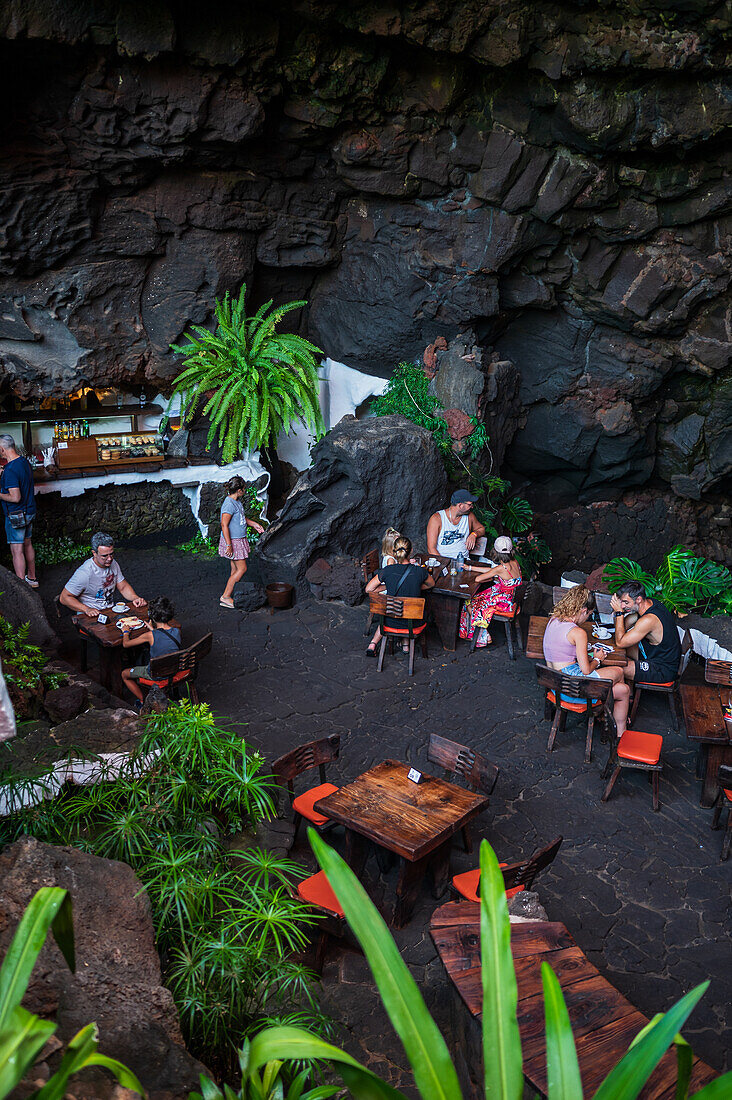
[121,596,182,709]
[611,581,681,685]
[364,536,435,656]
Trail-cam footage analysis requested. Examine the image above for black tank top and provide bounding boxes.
[637,599,680,675]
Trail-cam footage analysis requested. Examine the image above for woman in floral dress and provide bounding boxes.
[459,535,522,648]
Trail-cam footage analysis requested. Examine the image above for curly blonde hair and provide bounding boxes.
[551,585,595,622]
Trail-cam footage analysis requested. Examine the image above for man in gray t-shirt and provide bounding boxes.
[60,531,145,619]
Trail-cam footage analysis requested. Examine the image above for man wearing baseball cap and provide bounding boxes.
[427,489,486,560]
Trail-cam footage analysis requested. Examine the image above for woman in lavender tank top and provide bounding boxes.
[544,586,630,738]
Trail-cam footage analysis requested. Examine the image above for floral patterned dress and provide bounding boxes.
[459,573,522,648]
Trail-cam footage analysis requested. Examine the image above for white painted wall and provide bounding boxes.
[276,358,388,472]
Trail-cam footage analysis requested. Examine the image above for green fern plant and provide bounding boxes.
[603,547,732,616]
[169,285,325,463]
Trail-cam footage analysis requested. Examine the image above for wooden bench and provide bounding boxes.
[430,904,718,1099]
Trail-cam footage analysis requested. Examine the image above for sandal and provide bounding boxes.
[25,576,39,589]
[366,642,378,658]
[219,598,235,609]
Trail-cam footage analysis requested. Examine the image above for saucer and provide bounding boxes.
[112,603,129,613]
[593,627,611,639]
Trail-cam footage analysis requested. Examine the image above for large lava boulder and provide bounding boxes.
[0,837,206,1100]
[255,415,449,592]
[0,565,59,651]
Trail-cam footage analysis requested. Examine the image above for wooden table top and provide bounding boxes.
[416,554,488,601]
[680,681,732,744]
[73,603,150,648]
[315,760,490,862]
[526,615,628,667]
[430,902,717,1099]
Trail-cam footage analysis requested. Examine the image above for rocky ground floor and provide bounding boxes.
[40,548,731,1089]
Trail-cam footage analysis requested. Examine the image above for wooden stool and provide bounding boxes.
[602,729,663,811]
[710,763,732,861]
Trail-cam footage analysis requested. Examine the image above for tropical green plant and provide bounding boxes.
[0,886,142,1100]
[372,361,452,455]
[603,547,732,616]
[168,284,325,463]
[239,830,730,1100]
[176,531,219,559]
[0,616,66,718]
[191,1039,339,1100]
[0,702,327,1077]
[32,536,88,566]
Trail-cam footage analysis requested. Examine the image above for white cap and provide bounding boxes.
[493,535,514,554]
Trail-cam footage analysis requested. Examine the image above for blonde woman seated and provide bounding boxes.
[543,586,629,738]
[366,525,401,652]
[459,535,522,648]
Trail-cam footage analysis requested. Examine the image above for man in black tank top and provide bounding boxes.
[611,581,681,685]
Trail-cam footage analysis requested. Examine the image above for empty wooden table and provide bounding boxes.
[430,902,717,1099]
[417,555,487,651]
[315,760,490,927]
[680,681,732,807]
[72,604,150,697]
[526,616,628,666]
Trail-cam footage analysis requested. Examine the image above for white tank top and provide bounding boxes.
[437,509,470,559]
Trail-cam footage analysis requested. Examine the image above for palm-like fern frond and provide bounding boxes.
[167,284,324,463]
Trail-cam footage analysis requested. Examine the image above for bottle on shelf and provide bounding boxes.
[82,419,89,438]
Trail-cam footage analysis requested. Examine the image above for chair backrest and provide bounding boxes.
[705,658,732,686]
[360,549,380,583]
[511,581,527,612]
[148,632,213,680]
[271,734,341,803]
[594,591,614,618]
[552,586,568,609]
[501,835,563,892]
[535,662,613,704]
[427,733,499,797]
[717,764,732,789]
[368,594,425,622]
[678,630,692,676]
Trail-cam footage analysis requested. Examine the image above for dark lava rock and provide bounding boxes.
[233,582,267,612]
[140,684,171,714]
[43,683,88,723]
[0,567,59,652]
[0,837,205,1100]
[305,555,365,605]
[1,708,142,777]
[256,416,449,592]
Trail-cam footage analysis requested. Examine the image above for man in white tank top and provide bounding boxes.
[427,489,486,560]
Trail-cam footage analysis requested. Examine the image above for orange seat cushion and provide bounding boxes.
[546,689,600,713]
[723,788,732,803]
[452,865,525,904]
[382,622,427,636]
[636,681,675,688]
[292,782,339,826]
[297,870,344,917]
[139,669,192,688]
[617,729,663,765]
[493,607,518,619]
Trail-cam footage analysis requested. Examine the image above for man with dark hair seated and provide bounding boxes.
[121,596,181,708]
[611,581,681,686]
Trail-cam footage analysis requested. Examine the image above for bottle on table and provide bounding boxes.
[456,552,465,574]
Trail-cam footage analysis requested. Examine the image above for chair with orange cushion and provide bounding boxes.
[601,728,663,811]
[471,582,526,661]
[369,593,427,676]
[628,630,691,731]
[710,763,732,862]
[136,632,213,704]
[427,733,499,852]
[535,664,616,763]
[452,835,563,903]
[271,734,341,844]
[360,548,380,635]
[296,869,347,972]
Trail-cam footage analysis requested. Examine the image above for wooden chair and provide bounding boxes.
[360,548,380,635]
[296,870,347,972]
[628,630,691,731]
[535,663,616,763]
[710,763,732,861]
[705,658,732,685]
[451,835,563,904]
[138,632,213,704]
[551,585,569,607]
[601,729,663,811]
[271,734,341,844]
[427,733,499,852]
[471,581,525,661]
[369,594,427,676]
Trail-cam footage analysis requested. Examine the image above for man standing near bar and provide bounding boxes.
[0,434,38,588]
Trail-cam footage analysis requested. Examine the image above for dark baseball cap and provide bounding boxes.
[450,489,479,505]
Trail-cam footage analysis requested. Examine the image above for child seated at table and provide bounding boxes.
[121,596,182,709]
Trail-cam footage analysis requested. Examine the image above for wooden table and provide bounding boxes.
[430,902,717,1099]
[680,681,732,807]
[315,760,490,927]
[526,616,628,667]
[72,604,150,697]
[417,555,488,651]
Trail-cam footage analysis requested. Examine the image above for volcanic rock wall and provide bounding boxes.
[0,0,730,517]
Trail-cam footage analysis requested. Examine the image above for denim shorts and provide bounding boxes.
[562,661,600,679]
[4,516,34,544]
